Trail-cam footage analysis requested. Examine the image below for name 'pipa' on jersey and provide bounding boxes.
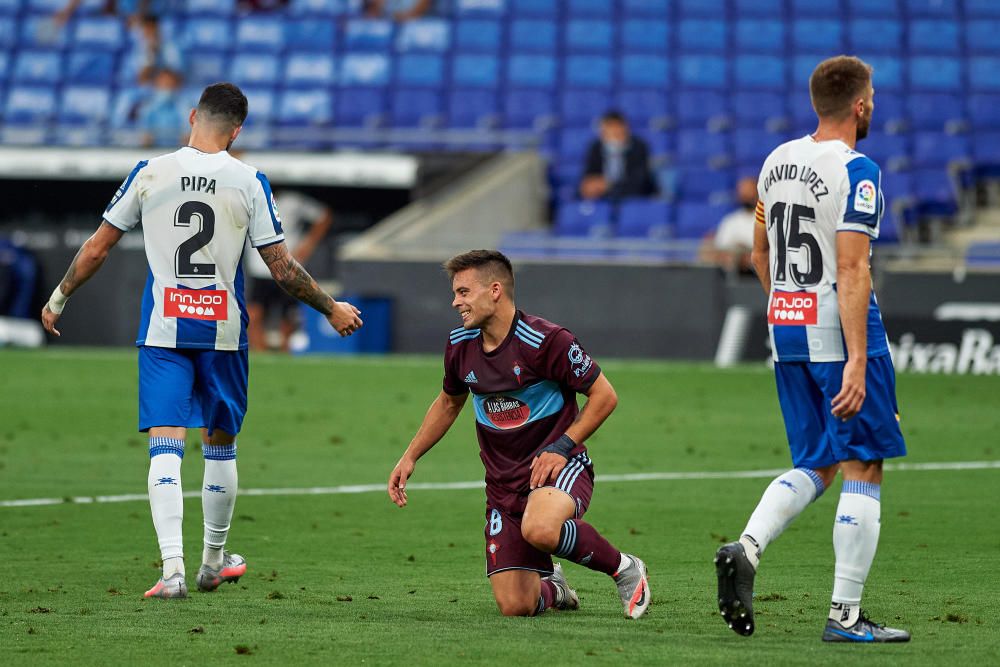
[104,146,284,351]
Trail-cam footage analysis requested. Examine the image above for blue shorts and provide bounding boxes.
[774,354,907,470]
[138,346,249,436]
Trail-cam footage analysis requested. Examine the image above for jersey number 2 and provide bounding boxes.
[174,201,216,279]
[769,202,822,287]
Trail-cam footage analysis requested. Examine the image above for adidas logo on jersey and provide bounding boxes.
[465,371,479,384]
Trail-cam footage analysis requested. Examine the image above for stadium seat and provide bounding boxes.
[554,200,613,238]
[285,20,336,50]
[13,50,61,85]
[339,53,391,87]
[791,0,843,15]
[845,0,900,16]
[276,89,333,126]
[793,53,826,87]
[507,54,557,87]
[907,93,966,133]
[861,134,910,171]
[620,55,669,88]
[344,19,393,50]
[966,21,1000,54]
[567,0,613,17]
[390,88,443,127]
[733,20,785,54]
[565,19,613,53]
[4,85,56,123]
[863,55,904,91]
[733,0,784,15]
[789,93,816,134]
[733,56,785,91]
[108,87,146,129]
[971,132,1000,167]
[676,89,729,129]
[284,53,337,87]
[731,91,787,130]
[873,92,906,133]
[675,167,734,203]
[675,202,731,239]
[904,0,957,18]
[184,18,232,51]
[396,19,451,53]
[968,94,1000,129]
[0,0,21,13]
[621,20,668,54]
[617,199,673,239]
[560,88,612,126]
[564,55,612,88]
[242,87,278,125]
[65,51,115,84]
[396,54,444,87]
[848,19,903,54]
[678,0,725,16]
[19,16,69,49]
[677,56,727,89]
[792,20,843,53]
[335,88,386,127]
[229,54,281,87]
[454,19,502,52]
[966,0,1000,18]
[875,210,900,244]
[678,20,726,53]
[909,20,959,55]
[186,0,236,14]
[511,0,558,17]
[503,88,555,129]
[557,125,595,163]
[0,16,14,49]
[73,16,125,50]
[236,16,286,51]
[969,57,1000,92]
[733,130,787,171]
[187,53,229,86]
[58,84,110,125]
[0,51,8,80]
[616,89,671,130]
[676,129,731,168]
[621,0,670,16]
[908,57,962,92]
[451,54,499,88]
[510,19,557,52]
[447,88,498,128]
[912,132,970,168]
[288,0,350,15]
[911,168,957,214]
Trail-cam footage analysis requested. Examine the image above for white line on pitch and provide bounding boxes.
[2,460,999,510]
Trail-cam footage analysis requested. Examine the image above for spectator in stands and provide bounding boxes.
[245,192,335,352]
[579,111,658,201]
[364,0,433,22]
[137,68,188,147]
[700,176,758,274]
[136,14,184,85]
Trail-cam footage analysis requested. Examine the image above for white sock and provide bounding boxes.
[832,481,881,612]
[201,442,238,570]
[148,437,185,578]
[741,468,825,568]
[830,602,861,627]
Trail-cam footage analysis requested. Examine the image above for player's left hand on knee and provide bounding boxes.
[529,452,567,490]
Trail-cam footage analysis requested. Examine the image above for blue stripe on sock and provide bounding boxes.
[149,437,184,459]
[202,443,237,461]
[796,467,826,499]
[842,480,880,501]
[555,520,577,558]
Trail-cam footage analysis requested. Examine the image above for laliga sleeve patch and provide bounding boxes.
[853,179,877,215]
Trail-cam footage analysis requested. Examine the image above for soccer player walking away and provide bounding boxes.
[387,250,650,619]
[40,83,363,599]
[714,56,909,643]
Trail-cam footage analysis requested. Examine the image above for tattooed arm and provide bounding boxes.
[257,241,363,336]
[41,221,124,336]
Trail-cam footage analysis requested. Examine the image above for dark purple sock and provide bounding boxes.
[553,519,621,576]
[535,579,557,615]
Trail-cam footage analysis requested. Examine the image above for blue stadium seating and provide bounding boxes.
[677,56,727,89]
[874,92,906,132]
[504,88,555,129]
[675,202,731,239]
[966,0,1000,17]
[507,54,556,87]
[615,89,670,130]
[285,20,336,50]
[58,85,110,125]
[512,0,558,17]
[237,17,286,51]
[734,56,786,90]
[789,93,815,134]
[396,19,451,53]
[448,88,497,127]
[909,19,960,55]
[560,88,611,126]
[969,57,1000,91]
[335,88,386,126]
[510,19,557,52]
[555,200,613,238]
[731,91,787,129]
[187,53,229,86]
[243,87,278,124]
[620,55,669,88]
[186,0,236,15]
[557,126,594,162]
[846,0,900,17]
[73,17,125,50]
[13,50,61,84]
[0,0,23,12]
[912,132,970,168]
[185,18,233,51]
[793,20,844,53]
[277,89,333,126]
[65,51,115,84]
[455,19,502,52]
[909,56,963,92]
[19,16,69,49]
[968,93,1000,129]
[733,129,787,170]
[905,0,958,18]
[452,54,499,88]
[344,19,393,50]
[289,0,350,15]
[621,20,668,54]
[5,85,56,123]
[678,0,725,16]
[734,20,785,54]
[564,55,612,88]
[676,89,728,129]
[966,20,1000,53]
[568,0,613,17]
[862,134,910,171]
[675,167,734,203]
[565,19,613,53]
[911,168,958,214]
[971,132,1000,166]
[733,0,784,16]
[396,54,445,87]
[622,0,670,16]
[792,0,843,16]
[907,93,967,132]
[391,88,443,127]
[617,199,673,239]
[848,19,903,54]
[676,129,731,168]
[865,55,904,91]
[0,16,14,49]
[678,20,727,53]
[339,53,391,87]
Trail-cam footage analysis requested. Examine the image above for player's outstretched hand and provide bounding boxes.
[831,358,866,421]
[388,457,415,508]
[529,452,567,490]
[40,305,61,337]
[328,300,363,337]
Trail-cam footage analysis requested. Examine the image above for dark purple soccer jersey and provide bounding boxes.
[443,311,601,514]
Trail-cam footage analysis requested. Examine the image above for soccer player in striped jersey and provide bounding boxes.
[387,250,650,619]
[41,83,363,599]
[714,56,909,643]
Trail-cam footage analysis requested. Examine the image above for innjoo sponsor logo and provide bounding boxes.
[163,287,227,321]
[768,291,817,325]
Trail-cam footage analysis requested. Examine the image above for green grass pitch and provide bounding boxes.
[1,349,998,665]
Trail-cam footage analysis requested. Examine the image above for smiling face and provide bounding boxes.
[451,268,501,330]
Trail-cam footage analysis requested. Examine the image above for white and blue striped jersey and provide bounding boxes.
[104,147,284,351]
[757,136,890,363]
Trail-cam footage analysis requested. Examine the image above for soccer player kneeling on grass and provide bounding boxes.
[387,250,650,619]
[41,82,362,599]
[714,56,909,643]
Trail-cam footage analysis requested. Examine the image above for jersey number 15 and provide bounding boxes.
[769,202,822,287]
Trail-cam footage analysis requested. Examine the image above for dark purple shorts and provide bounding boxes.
[484,452,594,577]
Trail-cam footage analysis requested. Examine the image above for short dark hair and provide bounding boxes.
[443,250,515,296]
[601,110,627,125]
[197,82,248,130]
[809,56,873,120]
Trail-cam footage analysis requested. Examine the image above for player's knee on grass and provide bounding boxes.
[493,589,538,617]
[520,517,561,553]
